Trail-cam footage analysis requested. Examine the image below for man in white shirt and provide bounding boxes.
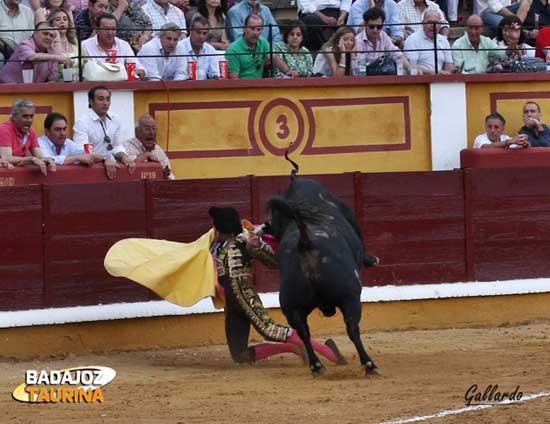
[404,11,455,74]
[473,112,529,148]
[124,114,175,179]
[180,15,220,80]
[73,86,136,179]
[81,12,146,79]
[399,0,449,38]
[138,22,186,80]
[298,0,351,52]
[39,112,103,166]
[142,0,187,37]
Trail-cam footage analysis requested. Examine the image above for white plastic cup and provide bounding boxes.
[62,68,73,82]
[22,69,33,83]
[409,65,417,76]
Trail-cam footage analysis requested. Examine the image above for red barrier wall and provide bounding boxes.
[2,166,550,312]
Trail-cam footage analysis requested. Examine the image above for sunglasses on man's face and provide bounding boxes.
[367,24,383,30]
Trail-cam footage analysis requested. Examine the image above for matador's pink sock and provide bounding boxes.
[287,330,345,364]
[253,342,304,362]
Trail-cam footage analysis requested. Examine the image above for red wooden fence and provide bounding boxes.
[2,165,550,311]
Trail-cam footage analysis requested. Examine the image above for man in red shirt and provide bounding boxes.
[0,99,55,175]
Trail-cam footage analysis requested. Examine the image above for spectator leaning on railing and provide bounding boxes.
[226,14,295,79]
[180,15,220,79]
[347,0,404,45]
[297,0,350,53]
[403,10,455,75]
[138,22,186,80]
[518,101,550,147]
[142,0,187,37]
[313,26,356,76]
[452,15,513,74]
[0,22,73,83]
[399,0,448,38]
[473,112,529,148]
[124,114,175,179]
[73,86,136,179]
[39,112,103,165]
[0,99,55,176]
[226,0,281,43]
[81,12,146,79]
[0,0,34,67]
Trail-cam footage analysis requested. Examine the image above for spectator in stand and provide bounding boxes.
[452,15,514,74]
[192,0,229,50]
[74,0,110,40]
[535,26,550,60]
[180,15,220,79]
[404,11,455,74]
[138,22,186,80]
[226,15,295,79]
[297,0,350,53]
[524,0,550,35]
[0,0,34,68]
[473,112,529,148]
[347,0,403,45]
[313,25,356,76]
[69,0,88,13]
[494,15,534,58]
[124,114,175,179]
[39,112,103,165]
[110,0,153,53]
[518,101,550,147]
[0,99,55,176]
[35,0,74,26]
[399,0,449,38]
[227,0,280,43]
[81,13,146,79]
[273,20,313,78]
[143,0,187,37]
[355,8,410,70]
[48,8,80,80]
[477,0,531,34]
[0,22,73,83]
[73,86,136,179]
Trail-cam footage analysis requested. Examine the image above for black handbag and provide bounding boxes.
[364,55,397,76]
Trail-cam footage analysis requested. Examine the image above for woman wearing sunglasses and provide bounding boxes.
[273,20,313,77]
[355,8,410,70]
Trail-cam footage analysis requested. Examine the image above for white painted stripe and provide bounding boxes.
[377,391,550,424]
[1,278,549,328]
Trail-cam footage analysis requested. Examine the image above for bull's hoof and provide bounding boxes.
[310,362,326,377]
[364,361,380,376]
[364,255,380,268]
[325,339,348,365]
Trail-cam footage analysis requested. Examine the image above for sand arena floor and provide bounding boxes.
[2,320,550,424]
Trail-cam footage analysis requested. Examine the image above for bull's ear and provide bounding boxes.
[267,196,294,217]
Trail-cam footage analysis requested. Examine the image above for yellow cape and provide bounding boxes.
[104,229,224,309]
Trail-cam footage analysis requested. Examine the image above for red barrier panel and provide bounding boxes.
[460,147,550,169]
[464,167,550,281]
[0,163,164,186]
[360,171,467,286]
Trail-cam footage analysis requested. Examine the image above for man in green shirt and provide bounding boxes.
[226,14,297,79]
[452,14,516,74]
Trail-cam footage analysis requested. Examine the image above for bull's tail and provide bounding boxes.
[285,149,299,181]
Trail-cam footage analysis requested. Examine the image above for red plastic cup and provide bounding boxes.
[126,62,136,81]
[108,49,117,63]
[84,143,94,154]
[187,61,197,80]
[219,60,229,79]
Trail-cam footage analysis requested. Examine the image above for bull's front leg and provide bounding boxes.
[286,310,325,376]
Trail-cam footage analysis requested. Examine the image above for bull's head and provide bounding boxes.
[266,196,295,240]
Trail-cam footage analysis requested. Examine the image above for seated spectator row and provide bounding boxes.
[0,88,175,179]
[2,0,550,81]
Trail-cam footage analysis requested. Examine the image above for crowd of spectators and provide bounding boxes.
[0,0,550,81]
[0,89,175,179]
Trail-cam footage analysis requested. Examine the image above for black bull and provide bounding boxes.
[267,177,378,376]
